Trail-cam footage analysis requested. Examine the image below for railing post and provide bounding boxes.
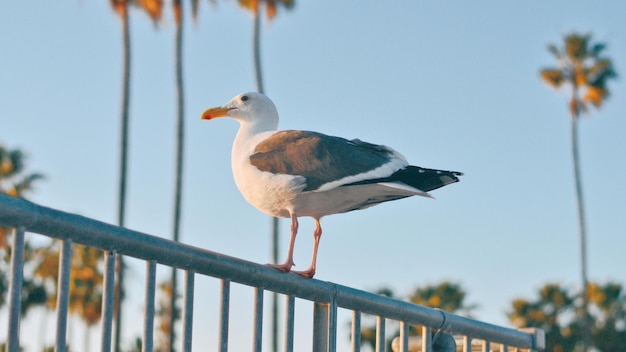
[182,270,195,352]
[375,316,385,352]
[55,239,73,352]
[422,326,433,352]
[219,279,231,352]
[463,336,471,352]
[351,311,361,352]
[143,261,157,352]
[312,302,329,352]
[6,227,25,352]
[284,295,296,352]
[398,322,409,352]
[101,250,117,352]
[252,287,264,352]
[329,293,337,352]
[482,340,490,352]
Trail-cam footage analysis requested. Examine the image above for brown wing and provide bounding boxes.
[250,130,399,191]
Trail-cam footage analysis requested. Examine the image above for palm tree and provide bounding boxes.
[169,0,210,348]
[0,145,57,352]
[237,0,294,92]
[408,281,477,317]
[540,33,616,351]
[235,2,294,350]
[108,1,162,350]
[358,283,475,351]
[509,282,626,351]
[0,143,44,244]
[169,0,185,348]
[0,144,43,195]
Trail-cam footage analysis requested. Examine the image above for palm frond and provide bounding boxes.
[547,44,562,59]
[137,0,164,24]
[540,68,565,87]
[565,33,591,61]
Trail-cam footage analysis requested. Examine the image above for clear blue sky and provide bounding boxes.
[2,1,626,351]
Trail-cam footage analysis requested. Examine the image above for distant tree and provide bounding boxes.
[33,242,105,351]
[169,0,211,347]
[587,282,626,351]
[237,0,295,94]
[155,280,180,352]
[358,282,475,352]
[234,2,294,350]
[408,281,476,318]
[108,1,162,350]
[0,143,44,243]
[539,33,617,350]
[0,143,46,317]
[508,282,626,351]
[170,0,184,349]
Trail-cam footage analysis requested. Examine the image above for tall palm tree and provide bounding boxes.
[540,33,616,351]
[109,1,162,350]
[169,0,211,348]
[235,1,294,350]
[238,0,295,94]
[169,0,185,349]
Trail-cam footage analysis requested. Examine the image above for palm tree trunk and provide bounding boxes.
[170,2,185,350]
[253,9,264,94]
[252,7,280,352]
[114,2,131,351]
[569,97,591,350]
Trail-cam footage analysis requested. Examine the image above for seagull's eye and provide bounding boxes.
[241,95,249,102]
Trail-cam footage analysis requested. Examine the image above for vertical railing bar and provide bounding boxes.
[143,260,157,352]
[284,295,295,352]
[463,336,471,352]
[312,302,329,352]
[422,326,432,352]
[351,311,361,352]
[101,250,116,352]
[482,340,490,352]
[252,287,264,352]
[218,279,231,352]
[328,293,337,352]
[55,239,73,352]
[6,227,25,352]
[399,321,409,352]
[375,316,385,352]
[181,270,195,352]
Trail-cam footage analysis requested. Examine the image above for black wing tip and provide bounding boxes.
[414,166,463,177]
[403,166,463,192]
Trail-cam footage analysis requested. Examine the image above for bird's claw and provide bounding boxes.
[266,262,294,273]
[291,268,315,279]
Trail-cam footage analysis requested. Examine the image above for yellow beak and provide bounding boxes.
[200,106,234,120]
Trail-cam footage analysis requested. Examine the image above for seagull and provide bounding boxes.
[201,92,462,278]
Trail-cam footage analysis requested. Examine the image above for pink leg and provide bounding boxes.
[292,218,322,279]
[267,213,298,273]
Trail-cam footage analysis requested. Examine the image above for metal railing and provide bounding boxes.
[0,194,545,352]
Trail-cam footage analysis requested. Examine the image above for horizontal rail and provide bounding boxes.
[0,194,542,350]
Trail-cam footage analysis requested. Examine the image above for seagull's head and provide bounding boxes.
[201,92,279,130]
